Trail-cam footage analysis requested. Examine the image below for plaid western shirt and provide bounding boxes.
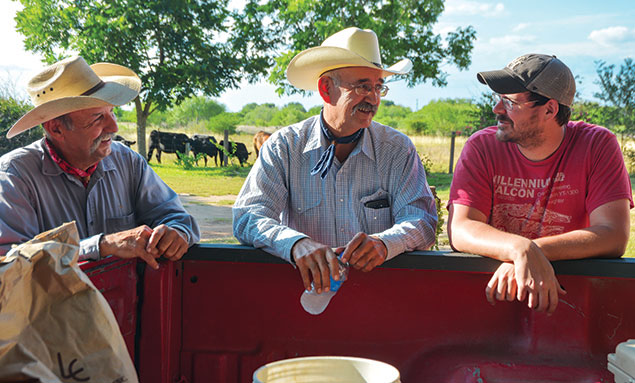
[233,116,437,263]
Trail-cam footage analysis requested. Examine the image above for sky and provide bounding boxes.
[1,0,634,113]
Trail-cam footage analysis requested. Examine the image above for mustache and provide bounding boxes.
[90,133,115,151]
[351,102,378,115]
[496,115,512,124]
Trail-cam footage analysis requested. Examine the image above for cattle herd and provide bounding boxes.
[143,130,272,167]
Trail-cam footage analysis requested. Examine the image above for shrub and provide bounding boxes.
[174,151,203,170]
[0,97,43,156]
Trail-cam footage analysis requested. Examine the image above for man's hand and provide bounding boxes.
[486,262,518,305]
[292,238,339,294]
[337,232,387,272]
[512,240,566,314]
[146,224,189,261]
[489,240,566,314]
[99,225,160,269]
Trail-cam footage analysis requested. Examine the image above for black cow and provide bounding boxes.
[219,140,250,167]
[113,134,136,147]
[147,130,190,163]
[190,134,218,167]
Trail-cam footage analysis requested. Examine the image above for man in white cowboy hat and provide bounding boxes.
[233,27,437,294]
[448,54,632,314]
[0,56,200,269]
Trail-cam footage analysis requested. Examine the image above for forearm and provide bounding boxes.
[534,225,628,260]
[233,208,307,262]
[535,199,631,260]
[376,215,437,259]
[449,218,532,263]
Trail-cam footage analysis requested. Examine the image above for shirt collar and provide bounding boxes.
[303,114,377,162]
[303,116,326,153]
[41,138,116,179]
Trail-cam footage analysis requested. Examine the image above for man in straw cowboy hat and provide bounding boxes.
[233,27,437,294]
[0,56,200,269]
[448,54,632,314]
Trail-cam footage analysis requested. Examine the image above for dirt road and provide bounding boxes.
[179,194,236,243]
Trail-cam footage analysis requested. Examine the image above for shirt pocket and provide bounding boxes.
[105,212,136,233]
[360,188,393,234]
[290,188,323,220]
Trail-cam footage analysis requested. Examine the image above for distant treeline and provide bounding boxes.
[116,94,625,138]
[0,91,627,158]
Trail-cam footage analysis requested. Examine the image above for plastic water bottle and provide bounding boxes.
[300,256,349,315]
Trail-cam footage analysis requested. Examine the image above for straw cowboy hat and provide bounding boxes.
[7,56,141,138]
[286,27,413,91]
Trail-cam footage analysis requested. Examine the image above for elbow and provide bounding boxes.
[608,234,629,258]
[601,226,630,258]
[447,221,468,253]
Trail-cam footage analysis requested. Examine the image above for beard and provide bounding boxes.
[495,114,544,148]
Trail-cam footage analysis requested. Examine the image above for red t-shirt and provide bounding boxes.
[449,121,633,239]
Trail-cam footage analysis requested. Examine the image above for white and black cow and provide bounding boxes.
[147,130,190,163]
[219,140,250,167]
[190,134,219,167]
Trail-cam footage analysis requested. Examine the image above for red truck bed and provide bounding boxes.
[84,245,635,382]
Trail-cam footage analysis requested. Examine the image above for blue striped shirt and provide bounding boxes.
[233,115,437,263]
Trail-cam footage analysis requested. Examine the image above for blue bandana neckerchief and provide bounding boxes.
[310,112,365,179]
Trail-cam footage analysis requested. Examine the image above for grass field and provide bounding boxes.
[133,125,634,258]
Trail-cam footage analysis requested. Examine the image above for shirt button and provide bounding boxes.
[340,228,345,232]
[374,216,377,220]
[297,207,301,211]
[339,198,344,202]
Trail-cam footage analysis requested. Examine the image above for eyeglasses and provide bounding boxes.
[492,93,538,111]
[340,82,389,97]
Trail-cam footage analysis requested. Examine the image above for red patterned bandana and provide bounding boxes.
[45,139,98,187]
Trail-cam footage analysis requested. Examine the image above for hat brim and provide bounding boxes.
[7,63,141,138]
[287,46,412,91]
[477,68,528,95]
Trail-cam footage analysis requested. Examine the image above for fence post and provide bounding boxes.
[223,129,229,167]
[449,131,456,174]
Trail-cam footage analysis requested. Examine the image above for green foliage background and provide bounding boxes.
[0,97,43,156]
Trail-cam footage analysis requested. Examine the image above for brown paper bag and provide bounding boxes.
[0,222,138,383]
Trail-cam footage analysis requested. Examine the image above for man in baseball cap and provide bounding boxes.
[448,53,632,314]
[233,27,437,299]
[0,56,200,268]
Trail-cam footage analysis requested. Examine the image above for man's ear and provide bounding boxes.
[544,99,559,121]
[318,76,333,104]
[42,119,64,139]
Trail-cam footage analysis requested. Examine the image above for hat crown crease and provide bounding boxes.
[28,56,102,106]
[7,55,140,138]
[321,28,383,67]
[286,27,411,91]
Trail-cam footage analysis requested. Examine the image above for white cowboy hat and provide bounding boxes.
[286,27,413,91]
[7,56,141,138]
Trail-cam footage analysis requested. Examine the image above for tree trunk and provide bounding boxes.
[134,97,149,159]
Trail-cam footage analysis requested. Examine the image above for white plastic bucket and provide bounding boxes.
[252,356,401,383]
